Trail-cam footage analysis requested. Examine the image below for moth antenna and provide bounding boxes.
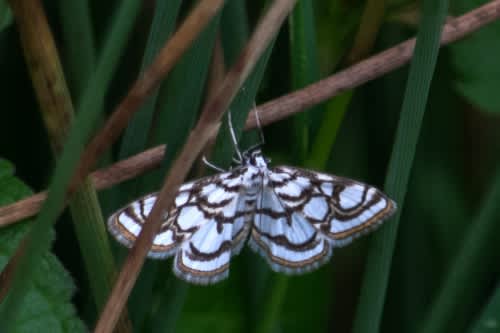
[202,156,226,172]
[228,110,243,162]
[253,104,265,146]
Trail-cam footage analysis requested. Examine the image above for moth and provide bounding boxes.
[107,115,396,285]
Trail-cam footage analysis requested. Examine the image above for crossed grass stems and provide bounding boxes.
[0,0,499,332]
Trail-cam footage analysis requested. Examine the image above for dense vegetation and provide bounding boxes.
[0,1,498,332]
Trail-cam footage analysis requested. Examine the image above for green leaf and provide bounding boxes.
[220,0,249,65]
[0,159,85,332]
[112,2,182,327]
[288,0,324,162]
[118,0,182,163]
[352,1,449,332]
[146,15,221,333]
[211,44,275,167]
[306,91,352,169]
[0,0,142,328]
[449,0,500,113]
[57,0,96,100]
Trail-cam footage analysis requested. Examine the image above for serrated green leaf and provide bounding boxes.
[0,0,142,327]
[0,159,85,332]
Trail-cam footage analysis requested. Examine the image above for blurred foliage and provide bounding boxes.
[0,0,12,31]
[449,0,500,113]
[0,160,85,332]
[0,0,499,332]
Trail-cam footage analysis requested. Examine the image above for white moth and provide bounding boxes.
[107,114,396,285]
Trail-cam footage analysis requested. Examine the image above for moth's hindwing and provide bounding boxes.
[248,166,396,273]
[107,169,254,284]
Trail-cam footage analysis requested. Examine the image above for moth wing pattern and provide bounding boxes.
[107,147,398,285]
[249,184,332,274]
[107,192,182,257]
[262,166,396,250]
[107,169,253,284]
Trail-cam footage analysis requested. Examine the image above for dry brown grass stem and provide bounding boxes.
[1,0,500,230]
[245,0,500,129]
[69,0,225,194]
[0,145,166,227]
[93,0,298,332]
[0,0,499,232]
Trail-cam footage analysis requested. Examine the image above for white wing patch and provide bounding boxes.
[269,167,397,248]
[249,188,331,274]
[174,219,233,284]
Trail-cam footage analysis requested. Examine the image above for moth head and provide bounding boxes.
[242,146,270,168]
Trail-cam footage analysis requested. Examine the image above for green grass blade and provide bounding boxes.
[111,2,181,327]
[468,284,500,333]
[57,0,95,99]
[220,0,249,65]
[254,275,289,333]
[306,91,352,169]
[57,2,141,329]
[418,164,500,333]
[143,16,220,188]
[145,17,221,333]
[118,0,182,162]
[256,4,333,333]
[67,181,119,314]
[288,0,323,162]
[351,1,448,332]
[0,0,141,328]
[0,0,12,31]
[175,43,275,333]
[211,44,275,167]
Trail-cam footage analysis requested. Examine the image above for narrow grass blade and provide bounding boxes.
[254,275,289,333]
[0,0,141,328]
[146,17,222,333]
[0,0,12,30]
[255,3,331,333]
[220,0,249,65]
[211,44,275,167]
[306,91,352,169]
[288,0,323,162]
[67,181,122,319]
[175,43,275,333]
[111,2,181,328]
[352,1,449,332]
[468,283,500,333]
[53,2,135,328]
[418,164,500,333]
[118,0,182,162]
[57,0,96,99]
